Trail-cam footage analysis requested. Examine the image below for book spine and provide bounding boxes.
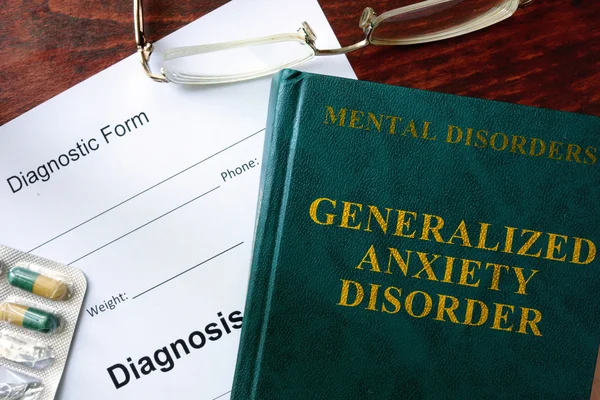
[231,70,303,400]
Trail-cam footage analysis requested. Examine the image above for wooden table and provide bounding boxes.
[1,0,599,126]
[1,0,599,397]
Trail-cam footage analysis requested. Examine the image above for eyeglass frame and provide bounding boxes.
[134,0,533,84]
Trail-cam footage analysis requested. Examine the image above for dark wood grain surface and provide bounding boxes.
[1,0,599,397]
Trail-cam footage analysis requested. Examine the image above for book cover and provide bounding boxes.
[232,69,600,399]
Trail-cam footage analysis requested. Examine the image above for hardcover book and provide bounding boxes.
[232,69,600,399]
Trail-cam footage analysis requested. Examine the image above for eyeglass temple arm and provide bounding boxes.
[300,22,370,56]
[313,39,370,56]
[134,0,168,82]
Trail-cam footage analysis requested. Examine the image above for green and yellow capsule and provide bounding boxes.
[0,302,59,333]
[7,267,70,301]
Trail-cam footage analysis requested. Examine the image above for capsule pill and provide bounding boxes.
[8,266,70,301]
[0,302,59,333]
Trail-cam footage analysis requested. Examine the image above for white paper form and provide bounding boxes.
[0,1,356,398]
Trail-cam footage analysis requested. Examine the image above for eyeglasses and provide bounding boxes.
[134,0,532,85]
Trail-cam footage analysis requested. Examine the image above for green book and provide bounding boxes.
[232,69,600,399]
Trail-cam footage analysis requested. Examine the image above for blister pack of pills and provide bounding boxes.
[0,245,87,400]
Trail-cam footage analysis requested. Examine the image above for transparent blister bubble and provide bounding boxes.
[0,367,43,400]
[7,265,72,302]
[0,245,87,400]
[0,332,54,370]
[0,300,62,335]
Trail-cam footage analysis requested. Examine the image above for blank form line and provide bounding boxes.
[29,128,264,253]
[132,242,244,300]
[68,186,220,265]
[211,391,232,400]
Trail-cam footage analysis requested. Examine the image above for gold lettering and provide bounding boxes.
[476,222,499,251]
[405,291,433,318]
[381,286,402,314]
[365,205,392,234]
[485,263,510,291]
[491,303,514,332]
[529,138,546,156]
[420,214,445,242]
[441,256,455,283]
[309,197,336,225]
[465,128,473,146]
[548,141,564,160]
[583,146,597,165]
[566,143,582,163]
[337,279,364,307]
[401,120,419,137]
[490,132,509,151]
[446,125,462,143]
[517,307,542,336]
[434,294,460,323]
[446,220,472,247]
[385,116,402,134]
[458,259,481,288]
[502,226,518,253]
[382,286,402,314]
[349,110,364,129]
[393,210,417,238]
[516,229,543,258]
[421,121,436,140]
[386,248,411,276]
[544,233,568,261]
[512,267,538,295]
[355,245,381,272]
[366,284,380,311]
[365,113,384,132]
[510,135,527,154]
[323,106,346,126]
[571,237,597,264]
[339,201,362,230]
[462,298,489,326]
[412,252,440,281]
[475,130,488,148]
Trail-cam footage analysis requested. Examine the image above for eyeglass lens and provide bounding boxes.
[370,0,519,45]
[162,36,315,84]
